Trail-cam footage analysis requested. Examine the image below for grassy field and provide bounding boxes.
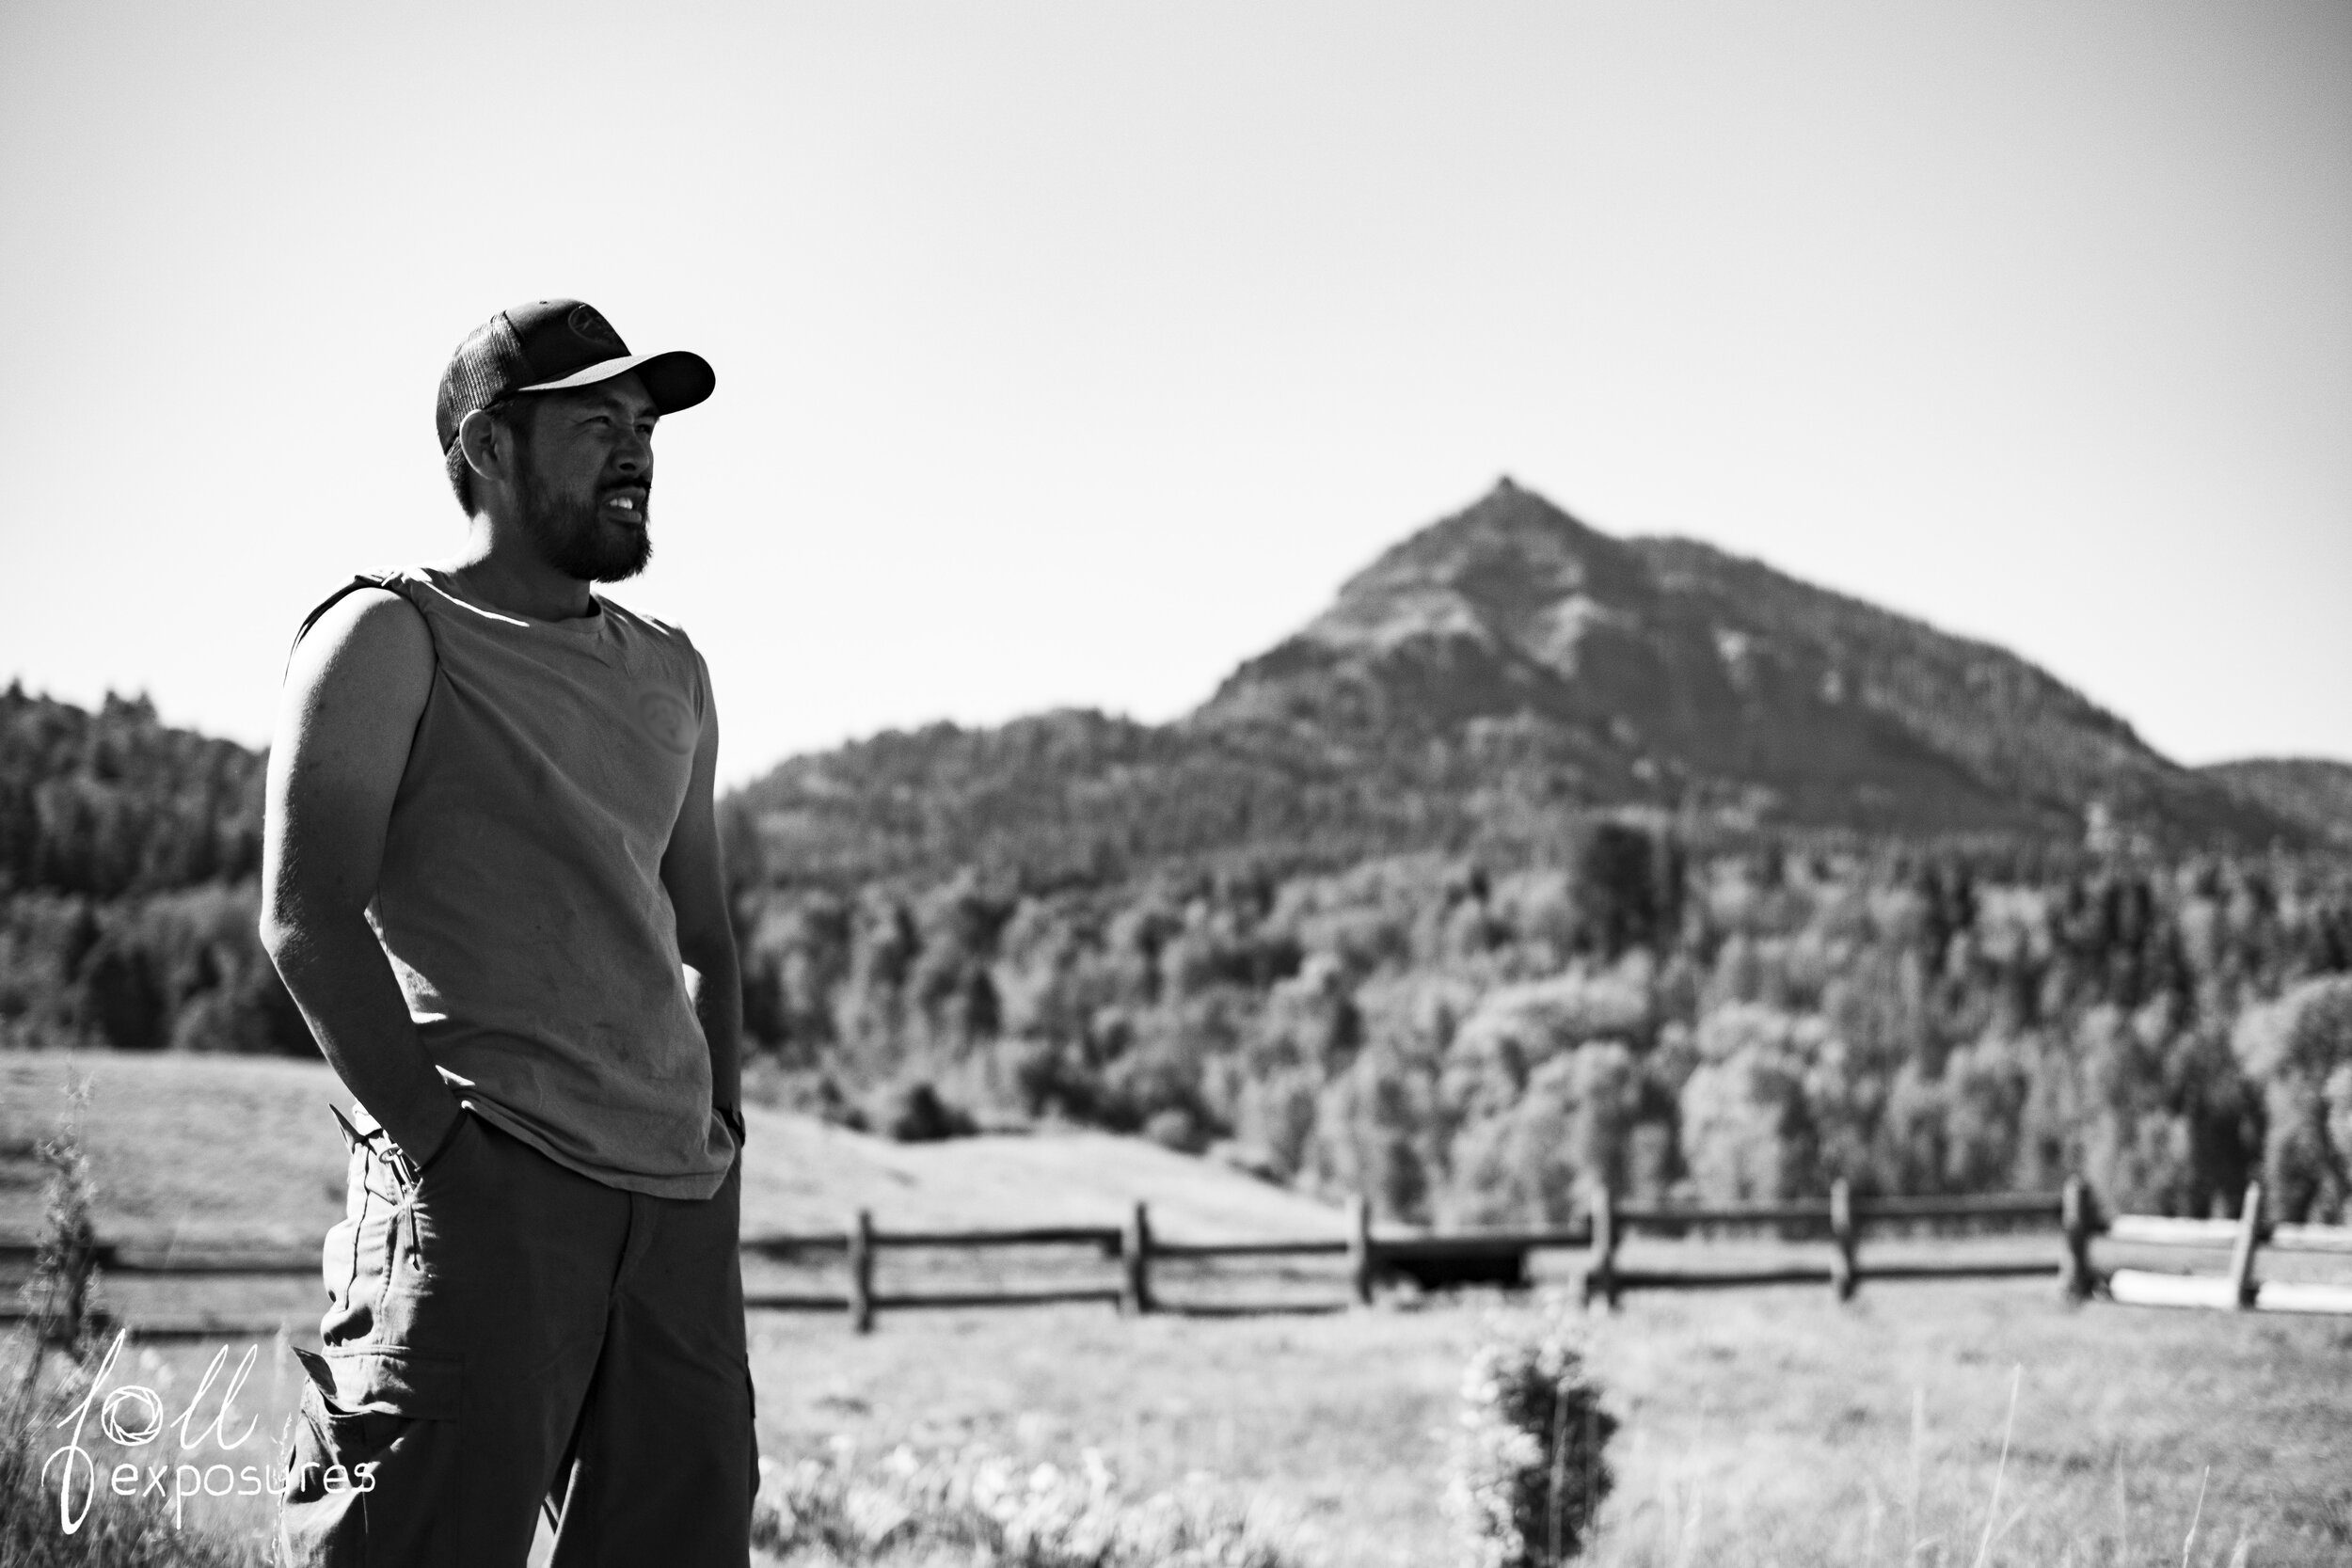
[7,1052,2352,1565]
[0,1052,1345,1244]
[20,1276,2343,1566]
[747,1283,2352,1567]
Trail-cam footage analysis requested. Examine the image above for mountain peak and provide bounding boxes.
[1284,481,1647,664]
[739,480,2318,877]
[1190,480,2304,847]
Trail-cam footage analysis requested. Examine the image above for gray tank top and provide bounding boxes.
[294,565,736,1199]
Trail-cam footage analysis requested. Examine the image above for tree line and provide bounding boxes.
[6,684,2349,1227]
[0,687,304,1053]
[725,821,2352,1226]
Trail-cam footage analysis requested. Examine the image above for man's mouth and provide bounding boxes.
[600,488,650,522]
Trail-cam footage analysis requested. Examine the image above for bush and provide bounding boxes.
[16,1077,112,1369]
[1142,1107,1209,1153]
[1444,1315,1617,1567]
[875,1080,977,1143]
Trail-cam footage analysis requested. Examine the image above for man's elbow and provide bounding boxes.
[257,900,296,967]
[257,887,326,969]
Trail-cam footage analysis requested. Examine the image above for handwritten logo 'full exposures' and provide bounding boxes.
[40,1329,372,1533]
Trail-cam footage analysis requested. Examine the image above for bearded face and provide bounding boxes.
[505,397,655,585]
[516,452,653,583]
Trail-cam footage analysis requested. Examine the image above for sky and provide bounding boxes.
[2,1,2346,786]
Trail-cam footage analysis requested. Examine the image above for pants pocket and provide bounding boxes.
[319,1144,408,1347]
[277,1345,462,1567]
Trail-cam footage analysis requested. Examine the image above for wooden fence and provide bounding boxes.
[2099,1180,2352,1315]
[5,1176,2348,1340]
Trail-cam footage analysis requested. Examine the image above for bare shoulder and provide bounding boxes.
[265,587,435,904]
[274,585,435,779]
[284,587,433,712]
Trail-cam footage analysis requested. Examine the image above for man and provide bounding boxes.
[259,299,753,1565]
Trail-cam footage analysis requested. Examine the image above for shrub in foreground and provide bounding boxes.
[1444,1314,1617,1567]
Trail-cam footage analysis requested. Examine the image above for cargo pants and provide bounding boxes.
[277,1109,755,1566]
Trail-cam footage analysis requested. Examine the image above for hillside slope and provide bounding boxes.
[0,684,263,898]
[2201,758,2352,850]
[0,1053,1339,1245]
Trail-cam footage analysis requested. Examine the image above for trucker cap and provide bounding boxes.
[435,299,715,452]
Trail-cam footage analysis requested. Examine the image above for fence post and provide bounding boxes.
[849,1209,875,1334]
[1583,1182,1618,1312]
[1121,1201,1154,1316]
[1346,1195,1375,1307]
[2226,1181,2264,1311]
[2059,1176,2095,1302]
[1829,1179,1858,1302]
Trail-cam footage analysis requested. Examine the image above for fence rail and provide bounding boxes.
[7,1176,2349,1339]
[2105,1214,2352,1256]
[2098,1181,2352,1315]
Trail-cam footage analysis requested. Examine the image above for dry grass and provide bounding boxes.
[747,1282,2352,1567]
[0,1052,1342,1245]
[6,1053,2350,1564]
[0,1054,348,1250]
[22,1282,2342,1566]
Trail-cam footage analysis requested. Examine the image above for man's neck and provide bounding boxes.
[443,524,596,623]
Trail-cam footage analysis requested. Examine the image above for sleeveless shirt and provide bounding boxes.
[294,565,737,1199]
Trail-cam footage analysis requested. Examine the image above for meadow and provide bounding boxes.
[0,1053,1346,1244]
[745,1285,2352,1567]
[6,1053,2350,1565]
[11,1279,2345,1566]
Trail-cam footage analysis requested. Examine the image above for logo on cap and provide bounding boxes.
[568,305,623,351]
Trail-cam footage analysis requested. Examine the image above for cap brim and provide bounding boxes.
[516,349,715,414]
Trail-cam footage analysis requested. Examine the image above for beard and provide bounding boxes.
[516,465,653,584]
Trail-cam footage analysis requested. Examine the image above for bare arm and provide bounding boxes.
[660,679,744,1130]
[259,589,462,1165]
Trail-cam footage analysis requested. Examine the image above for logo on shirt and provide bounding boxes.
[636,689,698,755]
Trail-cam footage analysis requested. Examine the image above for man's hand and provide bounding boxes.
[259,587,463,1165]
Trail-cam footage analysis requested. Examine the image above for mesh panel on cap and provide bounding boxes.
[435,311,532,451]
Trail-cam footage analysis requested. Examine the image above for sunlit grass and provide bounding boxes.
[749,1280,2352,1566]
[8,1053,2348,1564]
[7,1280,2345,1566]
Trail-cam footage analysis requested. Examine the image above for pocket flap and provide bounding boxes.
[294,1344,461,1420]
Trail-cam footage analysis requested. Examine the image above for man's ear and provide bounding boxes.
[457,405,519,490]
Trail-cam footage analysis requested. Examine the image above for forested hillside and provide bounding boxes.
[2202,758,2352,851]
[0,684,305,1054]
[7,482,2350,1228]
[730,829,2352,1226]
[724,483,2351,1225]
[1,683,263,895]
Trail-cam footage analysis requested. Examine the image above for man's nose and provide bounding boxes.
[612,431,651,477]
